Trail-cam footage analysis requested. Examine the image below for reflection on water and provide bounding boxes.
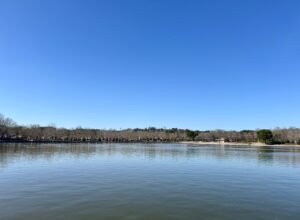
[1,143,300,220]
[1,143,300,167]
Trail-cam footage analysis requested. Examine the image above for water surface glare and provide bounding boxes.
[1,143,300,220]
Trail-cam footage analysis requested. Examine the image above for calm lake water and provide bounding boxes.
[0,143,300,220]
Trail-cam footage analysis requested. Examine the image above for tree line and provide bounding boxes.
[1,113,300,144]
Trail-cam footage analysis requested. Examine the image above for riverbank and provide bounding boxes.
[180,141,300,147]
[1,140,300,147]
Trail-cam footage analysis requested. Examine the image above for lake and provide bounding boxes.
[0,143,300,220]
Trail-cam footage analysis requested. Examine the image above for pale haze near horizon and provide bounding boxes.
[0,0,299,130]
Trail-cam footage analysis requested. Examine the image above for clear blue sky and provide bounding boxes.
[0,0,299,130]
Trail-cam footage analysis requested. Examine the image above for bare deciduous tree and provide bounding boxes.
[1,113,300,145]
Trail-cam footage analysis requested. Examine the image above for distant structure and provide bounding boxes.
[216,138,225,144]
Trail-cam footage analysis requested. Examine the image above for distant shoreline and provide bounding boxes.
[1,140,300,148]
[180,141,300,147]
[0,140,174,144]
